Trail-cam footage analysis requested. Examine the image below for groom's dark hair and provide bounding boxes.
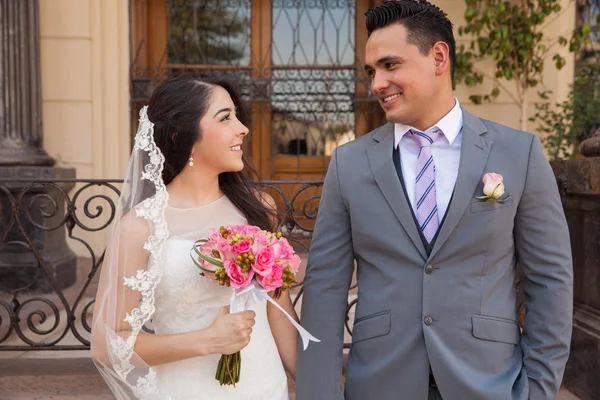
[365,0,456,81]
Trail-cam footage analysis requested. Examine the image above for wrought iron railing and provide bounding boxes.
[0,179,358,351]
[0,173,557,352]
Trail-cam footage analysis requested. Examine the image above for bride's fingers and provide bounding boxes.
[218,305,231,315]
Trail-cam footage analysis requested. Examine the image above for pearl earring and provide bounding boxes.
[188,156,194,167]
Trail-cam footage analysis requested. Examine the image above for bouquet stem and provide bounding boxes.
[215,351,241,386]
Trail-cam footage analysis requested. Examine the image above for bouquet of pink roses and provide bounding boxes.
[191,224,310,386]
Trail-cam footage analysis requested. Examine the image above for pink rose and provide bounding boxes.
[198,243,218,271]
[224,260,254,289]
[253,247,275,276]
[272,238,294,260]
[231,224,258,237]
[225,225,240,237]
[199,241,214,255]
[287,254,302,274]
[202,269,220,284]
[482,173,505,200]
[216,240,232,257]
[231,239,252,255]
[215,239,231,253]
[250,225,263,235]
[209,231,224,243]
[257,264,284,291]
[253,230,270,248]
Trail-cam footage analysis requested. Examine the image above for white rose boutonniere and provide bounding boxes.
[477,173,505,201]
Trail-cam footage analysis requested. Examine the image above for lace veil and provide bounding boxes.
[91,106,170,399]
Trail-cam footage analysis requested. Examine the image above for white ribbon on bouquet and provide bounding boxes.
[230,280,320,350]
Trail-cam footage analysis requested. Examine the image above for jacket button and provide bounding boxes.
[424,316,434,326]
[425,264,435,274]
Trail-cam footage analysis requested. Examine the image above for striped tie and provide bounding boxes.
[408,128,442,243]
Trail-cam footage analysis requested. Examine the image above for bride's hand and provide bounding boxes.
[206,305,256,355]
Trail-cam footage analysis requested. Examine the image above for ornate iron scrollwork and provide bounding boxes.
[0,179,368,351]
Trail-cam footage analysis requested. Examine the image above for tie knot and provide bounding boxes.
[407,128,442,147]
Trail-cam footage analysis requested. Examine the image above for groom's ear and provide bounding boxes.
[432,41,450,76]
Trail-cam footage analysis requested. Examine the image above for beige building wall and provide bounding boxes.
[435,0,576,132]
[40,0,130,256]
[36,0,575,255]
[38,1,577,176]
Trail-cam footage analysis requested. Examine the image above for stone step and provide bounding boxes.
[0,376,114,400]
[0,358,112,400]
[0,357,296,400]
[0,357,581,400]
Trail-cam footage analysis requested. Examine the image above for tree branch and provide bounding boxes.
[510,5,522,93]
[544,26,579,52]
[469,65,521,105]
[540,0,576,32]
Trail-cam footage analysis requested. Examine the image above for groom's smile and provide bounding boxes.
[382,92,403,104]
[364,23,453,131]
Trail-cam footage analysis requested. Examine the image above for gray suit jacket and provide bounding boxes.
[297,109,573,400]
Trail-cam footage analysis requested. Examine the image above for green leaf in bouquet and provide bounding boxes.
[190,239,224,274]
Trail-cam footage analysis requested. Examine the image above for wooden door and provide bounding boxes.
[130,0,385,173]
[130,0,386,226]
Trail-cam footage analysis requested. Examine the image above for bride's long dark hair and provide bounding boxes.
[146,75,278,232]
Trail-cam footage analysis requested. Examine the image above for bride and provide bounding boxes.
[91,76,299,399]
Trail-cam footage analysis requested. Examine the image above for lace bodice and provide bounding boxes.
[150,196,289,399]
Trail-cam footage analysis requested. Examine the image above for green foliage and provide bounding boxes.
[531,63,600,160]
[454,0,589,111]
[531,90,576,160]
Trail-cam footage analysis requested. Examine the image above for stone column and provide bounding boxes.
[0,0,53,166]
[0,0,76,293]
[550,130,600,399]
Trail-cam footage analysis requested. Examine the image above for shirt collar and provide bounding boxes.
[394,97,463,148]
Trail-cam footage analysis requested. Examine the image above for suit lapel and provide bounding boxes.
[427,109,491,261]
[367,124,428,260]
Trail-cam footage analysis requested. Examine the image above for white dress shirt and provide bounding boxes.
[394,98,463,220]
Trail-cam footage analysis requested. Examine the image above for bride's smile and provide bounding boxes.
[193,85,249,176]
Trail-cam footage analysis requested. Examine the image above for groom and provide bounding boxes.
[296,1,573,400]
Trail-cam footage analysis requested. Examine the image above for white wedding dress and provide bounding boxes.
[150,195,289,399]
